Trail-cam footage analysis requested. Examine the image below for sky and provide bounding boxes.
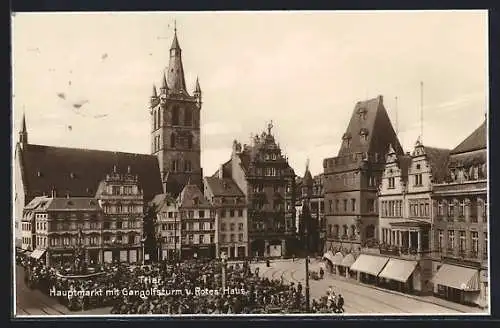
[11,11,488,177]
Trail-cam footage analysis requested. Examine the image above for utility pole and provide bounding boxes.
[305,226,310,312]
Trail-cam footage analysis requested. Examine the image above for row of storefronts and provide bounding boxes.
[323,251,487,308]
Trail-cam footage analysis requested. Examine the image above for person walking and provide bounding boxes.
[337,294,344,313]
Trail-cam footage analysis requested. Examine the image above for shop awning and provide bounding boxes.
[30,249,46,260]
[340,253,356,268]
[432,264,480,291]
[349,254,389,276]
[378,258,418,283]
[323,251,343,265]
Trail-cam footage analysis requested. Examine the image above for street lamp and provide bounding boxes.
[156,232,162,262]
[221,252,227,291]
[141,237,146,265]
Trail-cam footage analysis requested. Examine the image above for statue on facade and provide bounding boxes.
[73,228,87,274]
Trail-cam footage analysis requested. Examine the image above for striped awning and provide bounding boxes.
[378,258,418,283]
[340,253,356,268]
[30,249,46,260]
[350,254,389,276]
[432,264,480,291]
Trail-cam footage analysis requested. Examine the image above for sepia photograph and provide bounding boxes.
[12,10,489,317]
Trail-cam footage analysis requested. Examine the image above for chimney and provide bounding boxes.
[218,164,224,179]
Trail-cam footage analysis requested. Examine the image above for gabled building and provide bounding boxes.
[95,165,145,264]
[295,161,325,255]
[30,196,104,266]
[151,193,181,261]
[204,175,248,259]
[178,182,216,259]
[323,96,403,254]
[431,120,488,308]
[213,123,296,258]
[149,28,203,196]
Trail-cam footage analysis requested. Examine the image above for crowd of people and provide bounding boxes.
[17,252,344,314]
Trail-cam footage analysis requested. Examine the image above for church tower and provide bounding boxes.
[19,112,28,148]
[149,25,203,196]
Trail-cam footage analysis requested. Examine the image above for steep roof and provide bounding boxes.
[424,146,451,183]
[166,31,187,93]
[34,197,101,211]
[338,96,403,157]
[205,177,244,197]
[177,183,210,208]
[151,193,177,212]
[451,120,487,154]
[19,144,163,202]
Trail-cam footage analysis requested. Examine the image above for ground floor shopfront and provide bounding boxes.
[218,243,248,259]
[44,246,143,266]
[323,252,433,296]
[250,237,291,258]
[181,244,216,260]
[432,261,488,308]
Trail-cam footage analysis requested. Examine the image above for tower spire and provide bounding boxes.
[160,72,168,93]
[167,22,187,93]
[19,109,28,146]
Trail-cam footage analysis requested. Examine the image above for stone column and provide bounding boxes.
[264,240,269,257]
[418,231,422,253]
[281,239,287,257]
[408,230,412,250]
[98,249,103,264]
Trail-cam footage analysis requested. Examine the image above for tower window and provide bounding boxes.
[157,109,161,129]
[172,106,179,125]
[185,160,192,172]
[184,108,192,126]
[187,134,193,149]
[153,110,157,130]
[170,133,176,148]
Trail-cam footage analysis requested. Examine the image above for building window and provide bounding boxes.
[351,199,356,212]
[184,108,192,126]
[199,210,205,218]
[221,210,226,218]
[171,160,178,172]
[448,202,455,218]
[447,230,455,252]
[238,209,243,217]
[438,230,443,252]
[187,134,193,149]
[230,223,235,231]
[367,199,375,213]
[170,133,176,148]
[343,199,347,212]
[188,211,194,218]
[388,177,395,189]
[471,231,479,257]
[230,234,235,242]
[184,160,192,172]
[238,223,243,231]
[328,224,332,236]
[172,106,179,125]
[199,235,204,244]
[459,200,465,217]
[414,174,423,186]
[220,234,226,243]
[459,231,466,254]
[230,210,235,217]
[343,225,348,237]
[483,199,488,222]
[438,201,443,217]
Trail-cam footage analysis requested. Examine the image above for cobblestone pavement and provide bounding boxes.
[250,258,486,315]
[14,265,111,317]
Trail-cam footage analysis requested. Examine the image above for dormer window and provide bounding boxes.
[358,107,367,120]
[342,133,352,148]
[359,128,369,142]
[416,164,421,170]
[37,171,42,177]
